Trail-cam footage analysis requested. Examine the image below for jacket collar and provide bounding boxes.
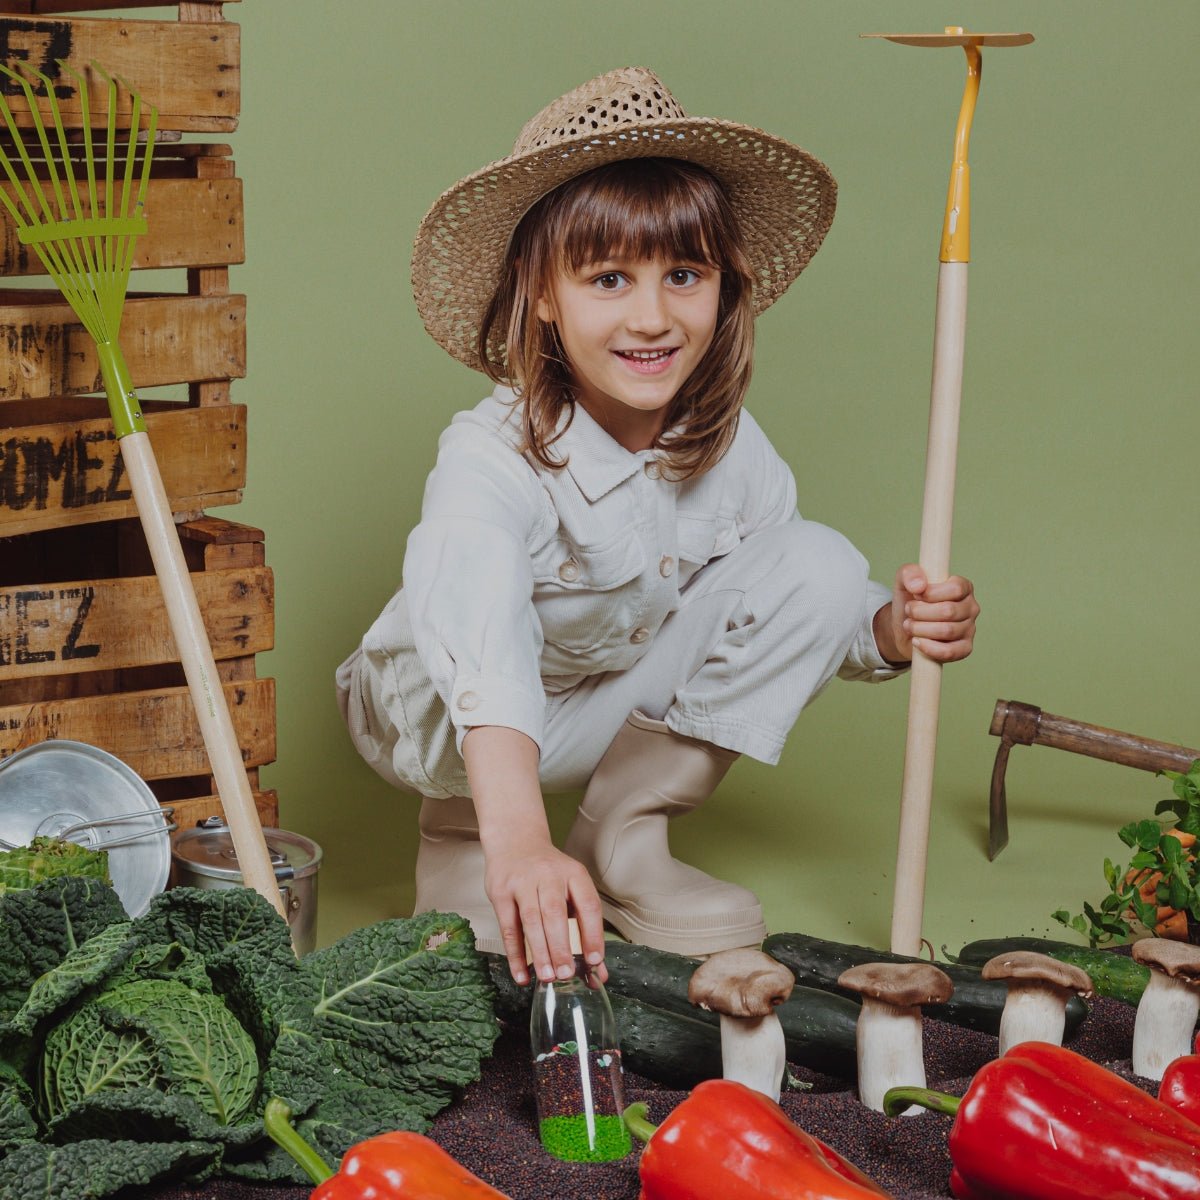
[557,401,648,502]
[495,386,649,503]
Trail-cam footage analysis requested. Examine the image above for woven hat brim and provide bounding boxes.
[411,116,837,371]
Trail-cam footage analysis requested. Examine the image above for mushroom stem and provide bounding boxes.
[1133,969,1200,1081]
[998,982,1069,1054]
[856,998,926,1115]
[718,1012,786,1100]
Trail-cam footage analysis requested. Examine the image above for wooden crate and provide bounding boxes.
[0,1,276,842]
[0,155,245,279]
[0,142,249,533]
[0,136,246,403]
[0,3,238,132]
[0,513,277,830]
[0,396,246,536]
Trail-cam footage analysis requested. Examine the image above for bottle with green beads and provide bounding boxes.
[529,920,631,1163]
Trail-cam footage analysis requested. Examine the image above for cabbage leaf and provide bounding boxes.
[0,880,499,1197]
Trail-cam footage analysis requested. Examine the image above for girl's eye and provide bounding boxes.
[667,268,701,287]
[593,272,627,291]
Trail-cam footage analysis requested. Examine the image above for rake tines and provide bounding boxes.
[0,58,157,350]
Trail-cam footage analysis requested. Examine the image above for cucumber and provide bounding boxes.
[951,936,1148,1006]
[483,944,859,1087]
[762,932,1090,1038]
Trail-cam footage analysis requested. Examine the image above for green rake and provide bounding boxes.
[0,60,284,922]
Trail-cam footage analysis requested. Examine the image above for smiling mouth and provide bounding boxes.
[613,347,678,374]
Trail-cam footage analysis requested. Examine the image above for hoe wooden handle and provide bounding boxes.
[989,700,1200,774]
[987,699,1200,862]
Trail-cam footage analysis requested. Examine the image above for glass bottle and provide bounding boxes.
[529,929,631,1163]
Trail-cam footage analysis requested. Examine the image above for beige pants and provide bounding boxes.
[337,520,887,798]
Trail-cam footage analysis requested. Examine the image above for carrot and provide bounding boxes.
[1155,910,1189,940]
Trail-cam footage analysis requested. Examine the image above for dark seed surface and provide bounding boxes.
[534,1046,625,1118]
[144,996,1149,1200]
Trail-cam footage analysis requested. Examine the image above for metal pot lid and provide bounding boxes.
[172,826,322,882]
[0,740,172,918]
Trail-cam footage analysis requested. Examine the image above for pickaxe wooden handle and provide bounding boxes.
[987,699,1200,860]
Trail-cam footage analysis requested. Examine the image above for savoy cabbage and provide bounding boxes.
[0,878,498,1199]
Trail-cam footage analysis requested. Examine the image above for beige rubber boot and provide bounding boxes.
[563,711,766,954]
[412,794,504,954]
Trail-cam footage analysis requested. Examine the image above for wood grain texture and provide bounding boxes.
[0,293,246,399]
[0,176,244,278]
[990,699,1199,772]
[167,790,278,845]
[0,15,239,131]
[0,675,275,778]
[0,403,246,536]
[0,565,273,680]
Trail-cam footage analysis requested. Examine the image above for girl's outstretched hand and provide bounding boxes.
[874,564,979,665]
[485,839,608,988]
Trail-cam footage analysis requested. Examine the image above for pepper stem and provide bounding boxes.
[263,1097,335,1184]
[882,1086,962,1118]
[622,1101,658,1144]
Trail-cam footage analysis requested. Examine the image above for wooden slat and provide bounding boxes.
[0,176,244,277]
[0,3,238,12]
[179,515,262,546]
[0,676,275,778]
[0,403,245,536]
[167,790,278,841]
[0,564,273,681]
[0,16,239,131]
[0,293,246,399]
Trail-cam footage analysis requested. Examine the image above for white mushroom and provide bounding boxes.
[1131,938,1200,1080]
[982,951,1093,1055]
[688,947,795,1100]
[837,962,953,1116]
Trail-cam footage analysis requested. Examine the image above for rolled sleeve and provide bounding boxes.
[403,419,550,754]
[839,578,909,682]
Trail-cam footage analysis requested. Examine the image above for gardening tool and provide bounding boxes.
[0,60,284,920]
[988,699,1200,860]
[862,29,1034,956]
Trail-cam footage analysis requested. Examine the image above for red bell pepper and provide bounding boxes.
[1007,1040,1200,1149]
[884,1045,1200,1200]
[624,1078,893,1200]
[1161,1054,1200,1127]
[263,1098,511,1199]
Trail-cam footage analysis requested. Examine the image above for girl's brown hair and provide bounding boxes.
[477,158,756,480]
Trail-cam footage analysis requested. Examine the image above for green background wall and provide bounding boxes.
[220,0,1198,953]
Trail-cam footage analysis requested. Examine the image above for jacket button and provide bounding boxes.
[456,691,480,712]
[659,555,675,577]
[629,627,649,644]
[643,460,661,480]
[558,557,580,582]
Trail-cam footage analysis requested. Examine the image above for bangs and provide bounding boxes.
[544,159,732,273]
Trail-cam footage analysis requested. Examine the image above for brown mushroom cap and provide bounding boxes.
[981,951,1093,997]
[837,962,954,1007]
[1131,937,1200,982]
[688,948,795,1018]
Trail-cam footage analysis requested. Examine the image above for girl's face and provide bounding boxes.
[536,254,721,453]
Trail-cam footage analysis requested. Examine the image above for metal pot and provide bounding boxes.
[171,823,322,955]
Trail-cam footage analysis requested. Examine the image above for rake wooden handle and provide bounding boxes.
[121,431,285,919]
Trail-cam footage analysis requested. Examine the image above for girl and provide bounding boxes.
[337,67,979,989]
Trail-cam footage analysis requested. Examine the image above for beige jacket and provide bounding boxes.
[390,386,895,756]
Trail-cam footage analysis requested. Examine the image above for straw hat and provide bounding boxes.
[411,66,837,371]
